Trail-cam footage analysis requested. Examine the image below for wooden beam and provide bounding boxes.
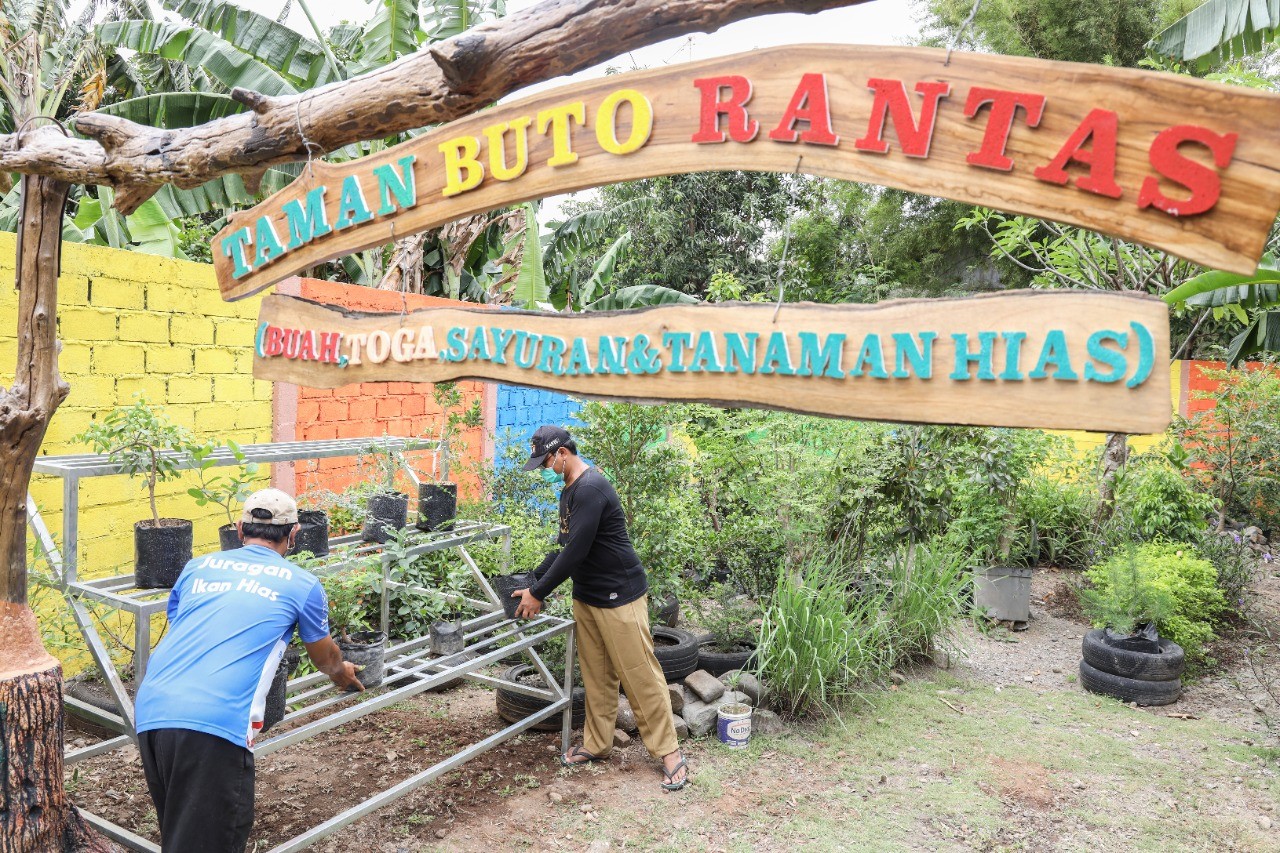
[0,0,873,213]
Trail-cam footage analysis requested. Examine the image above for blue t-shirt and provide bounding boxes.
[135,544,330,749]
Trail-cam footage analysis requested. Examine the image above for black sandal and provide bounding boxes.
[660,756,689,791]
[559,746,605,768]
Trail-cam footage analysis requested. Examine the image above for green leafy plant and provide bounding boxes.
[1082,543,1227,664]
[428,381,482,481]
[76,396,200,526]
[883,542,965,660]
[1111,446,1215,543]
[363,435,409,495]
[319,569,381,641]
[186,441,261,527]
[691,583,762,652]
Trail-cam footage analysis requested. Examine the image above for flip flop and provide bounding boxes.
[559,745,605,768]
[660,756,689,791]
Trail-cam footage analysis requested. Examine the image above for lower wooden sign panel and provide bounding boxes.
[254,291,1171,433]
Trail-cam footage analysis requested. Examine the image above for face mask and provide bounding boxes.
[539,455,564,484]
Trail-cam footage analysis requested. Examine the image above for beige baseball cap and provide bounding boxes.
[241,488,298,525]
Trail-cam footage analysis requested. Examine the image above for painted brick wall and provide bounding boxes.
[495,385,582,467]
[272,278,495,504]
[0,233,273,582]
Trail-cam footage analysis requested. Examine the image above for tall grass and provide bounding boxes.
[756,543,964,718]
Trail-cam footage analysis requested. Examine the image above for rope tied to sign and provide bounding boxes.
[14,115,70,148]
[293,97,324,180]
[945,0,985,66]
[772,155,804,323]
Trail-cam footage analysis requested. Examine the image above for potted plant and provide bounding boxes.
[1077,546,1190,707]
[418,382,482,532]
[77,397,200,588]
[319,567,387,689]
[187,441,260,551]
[361,436,410,544]
[966,430,1038,624]
[693,582,761,675]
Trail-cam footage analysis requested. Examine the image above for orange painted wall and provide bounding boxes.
[270,278,496,505]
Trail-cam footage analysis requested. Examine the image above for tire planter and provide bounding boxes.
[697,641,757,676]
[218,523,241,552]
[64,673,132,738]
[135,519,193,589]
[1081,628,1185,681]
[1078,659,1181,706]
[362,492,408,544]
[494,664,586,732]
[652,593,680,628]
[417,483,458,532]
[289,510,330,557]
[337,630,388,689]
[651,626,700,682]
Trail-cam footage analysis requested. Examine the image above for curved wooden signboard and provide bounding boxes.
[216,44,1280,300]
[253,290,1171,433]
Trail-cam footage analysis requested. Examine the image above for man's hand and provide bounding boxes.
[304,636,366,692]
[514,588,542,619]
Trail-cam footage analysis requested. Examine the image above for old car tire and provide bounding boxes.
[1079,659,1181,706]
[1081,629,1185,681]
[494,664,585,731]
[651,626,700,682]
[697,642,757,676]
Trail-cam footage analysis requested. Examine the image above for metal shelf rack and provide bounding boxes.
[27,438,577,853]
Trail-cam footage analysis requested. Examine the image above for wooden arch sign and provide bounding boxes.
[215,43,1280,300]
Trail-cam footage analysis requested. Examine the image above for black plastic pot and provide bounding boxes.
[260,648,301,734]
[337,630,388,689]
[218,523,241,552]
[491,573,534,619]
[135,519,194,589]
[417,483,458,532]
[289,510,330,557]
[430,619,466,656]
[362,492,408,543]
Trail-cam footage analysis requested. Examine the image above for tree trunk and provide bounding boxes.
[1095,431,1130,524]
[0,177,114,851]
[0,609,116,853]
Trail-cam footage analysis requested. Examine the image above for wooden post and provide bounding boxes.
[0,176,114,852]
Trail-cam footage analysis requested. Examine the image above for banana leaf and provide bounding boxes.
[1164,253,1280,307]
[584,285,699,312]
[97,19,297,97]
[512,202,548,308]
[1149,0,1280,70]
[163,0,343,87]
[352,0,422,74]
[1227,310,1280,365]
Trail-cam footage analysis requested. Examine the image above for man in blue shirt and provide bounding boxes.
[135,488,362,852]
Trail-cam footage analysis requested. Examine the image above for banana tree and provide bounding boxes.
[1164,253,1280,364]
[1150,0,1280,70]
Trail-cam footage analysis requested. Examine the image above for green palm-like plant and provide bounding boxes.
[1150,0,1280,70]
[1165,254,1280,364]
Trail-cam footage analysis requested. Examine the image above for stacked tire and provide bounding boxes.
[651,626,699,682]
[494,664,586,732]
[1079,628,1183,706]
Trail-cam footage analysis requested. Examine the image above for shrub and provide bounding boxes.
[883,543,965,659]
[1082,543,1226,664]
[690,582,762,652]
[1111,447,1215,543]
[1012,473,1097,571]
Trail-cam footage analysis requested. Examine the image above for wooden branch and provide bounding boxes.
[0,0,873,213]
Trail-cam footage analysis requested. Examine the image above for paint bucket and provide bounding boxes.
[716,702,752,749]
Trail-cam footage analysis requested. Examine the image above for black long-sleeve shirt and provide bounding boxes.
[528,467,647,608]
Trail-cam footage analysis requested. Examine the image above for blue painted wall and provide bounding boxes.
[495,384,582,468]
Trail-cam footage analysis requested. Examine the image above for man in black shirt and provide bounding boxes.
[512,425,688,791]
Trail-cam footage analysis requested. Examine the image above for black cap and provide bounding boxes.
[522,425,572,471]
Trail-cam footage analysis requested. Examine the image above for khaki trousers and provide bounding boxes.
[573,596,678,760]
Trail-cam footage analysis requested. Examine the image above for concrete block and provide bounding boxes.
[667,683,684,715]
[672,713,689,740]
[681,700,717,737]
[194,347,237,374]
[118,312,170,343]
[93,278,146,310]
[146,345,195,375]
[684,670,725,704]
[169,316,215,345]
[720,671,762,705]
[60,307,118,341]
[168,376,212,404]
[213,376,255,403]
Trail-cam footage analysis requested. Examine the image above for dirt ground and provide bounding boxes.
[67,565,1280,852]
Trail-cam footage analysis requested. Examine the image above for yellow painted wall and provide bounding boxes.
[0,234,272,671]
[1049,360,1182,457]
